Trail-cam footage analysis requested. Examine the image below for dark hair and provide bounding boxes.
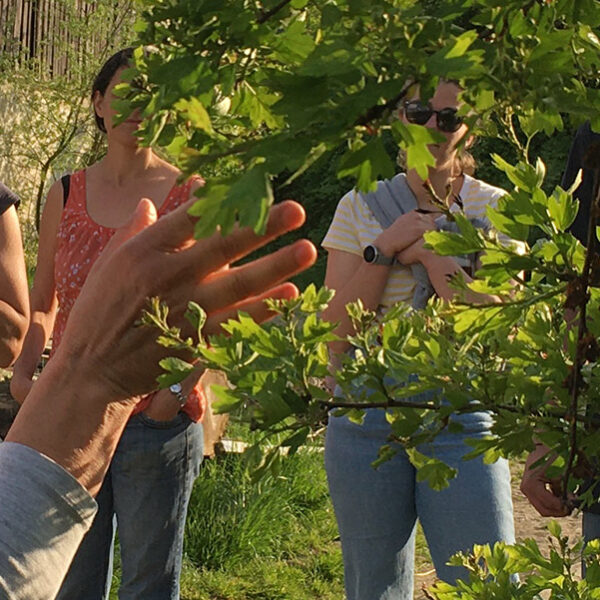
[92,47,134,133]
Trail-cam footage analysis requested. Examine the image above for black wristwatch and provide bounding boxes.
[363,244,396,266]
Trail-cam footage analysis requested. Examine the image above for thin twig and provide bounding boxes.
[321,395,600,426]
[257,0,294,24]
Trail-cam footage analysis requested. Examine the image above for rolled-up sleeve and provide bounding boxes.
[0,442,97,600]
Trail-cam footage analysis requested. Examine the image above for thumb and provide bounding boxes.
[100,198,158,261]
[113,198,158,245]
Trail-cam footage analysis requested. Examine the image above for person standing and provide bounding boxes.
[520,120,600,544]
[11,48,203,599]
[322,80,516,600]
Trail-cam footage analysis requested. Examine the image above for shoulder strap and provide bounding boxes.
[359,174,417,230]
[358,174,434,309]
[60,174,71,208]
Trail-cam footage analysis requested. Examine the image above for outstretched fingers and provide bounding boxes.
[203,282,300,335]
[197,239,316,317]
[153,199,307,268]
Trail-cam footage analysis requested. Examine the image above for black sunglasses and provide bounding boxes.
[403,101,463,133]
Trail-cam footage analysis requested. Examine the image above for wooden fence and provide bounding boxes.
[0,0,131,78]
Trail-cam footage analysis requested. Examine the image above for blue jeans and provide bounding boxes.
[56,412,203,600]
[325,407,515,600]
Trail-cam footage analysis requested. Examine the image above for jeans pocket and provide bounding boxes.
[136,411,189,430]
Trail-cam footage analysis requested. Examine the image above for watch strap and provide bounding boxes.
[169,383,188,407]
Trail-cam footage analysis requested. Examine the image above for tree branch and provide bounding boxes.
[257,0,294,24]
[562,146,600,502]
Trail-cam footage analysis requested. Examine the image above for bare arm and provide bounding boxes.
[10,182,63,402]
[0,206,29,367]
[397,238,499,303]
[322,209,437,356]
[322,249,391,355]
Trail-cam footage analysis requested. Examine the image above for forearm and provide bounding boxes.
[0,300,27,367]
[421,253,498,304]
[0,442,97,600]
[322,262,390,354]
[12,310,57,380]
[0,207,29,367]
[6,351,136,496]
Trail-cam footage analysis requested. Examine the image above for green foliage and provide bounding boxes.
[132,0,600,507]
[126,0,600,236]
[0,0,137,253]
[428,522,600,599]
[127,0,600,594]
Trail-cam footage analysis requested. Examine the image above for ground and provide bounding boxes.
[0,379,585,599]
[0,380,19,439]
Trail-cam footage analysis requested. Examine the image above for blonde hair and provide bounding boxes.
[396,146,476,176]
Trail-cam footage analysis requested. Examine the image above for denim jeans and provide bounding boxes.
[325,407,515,600]
[56,412,203,600]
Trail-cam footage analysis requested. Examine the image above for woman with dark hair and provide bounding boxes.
[11,48,205,599]
[0,183,28,368]
[321,80,516,600]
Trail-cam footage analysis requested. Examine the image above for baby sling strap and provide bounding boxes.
[358,173,435,309]
[359,173,489,309]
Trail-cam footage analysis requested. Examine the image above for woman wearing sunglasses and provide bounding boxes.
[321,80,515,600]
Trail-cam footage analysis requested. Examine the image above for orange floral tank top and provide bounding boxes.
[52,169,206,422]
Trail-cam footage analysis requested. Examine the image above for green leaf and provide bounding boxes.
[174,97,214,134]
[338,136,395,192]
[547,519,562,539]
[406,448,457,490]
[491,155,542,193]
[548,187,579,232]
[211,384,244,413]
[190,163,273,236]
[185,301,207,342]
[271,21,314,63]
[391,121,442,180]
[486,206,530,241]
[157,357,195,387]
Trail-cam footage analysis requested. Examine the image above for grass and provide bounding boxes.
[107,439,432,599]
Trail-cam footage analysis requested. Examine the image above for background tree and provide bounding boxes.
[0,0,136,253]
[124,3,600,592]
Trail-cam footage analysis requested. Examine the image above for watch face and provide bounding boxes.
[363,245,376,263]
[169,382,183,394]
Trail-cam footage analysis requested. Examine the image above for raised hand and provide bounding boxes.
[58,197,317,402]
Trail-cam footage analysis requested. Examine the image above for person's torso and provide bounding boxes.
[53,169,197,348]
[51,168,206,421]
[322,173,506,314]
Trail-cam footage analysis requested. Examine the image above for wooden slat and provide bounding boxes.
[0,0,128,78]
